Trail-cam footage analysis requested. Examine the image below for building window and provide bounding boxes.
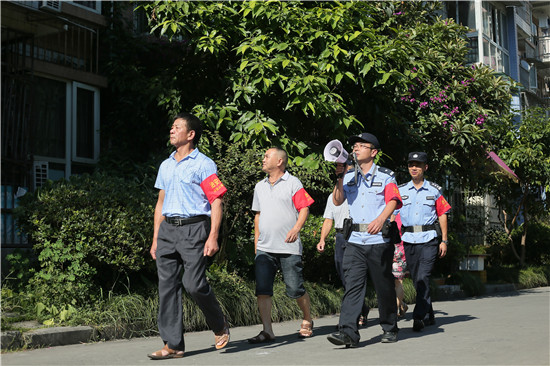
[1,185,28,247]
[72,82,100,163]
[32,77,100,177]
[33,76,67,159]
[482,2,508,50]
[72,1,101,14]
[445,1,476,30]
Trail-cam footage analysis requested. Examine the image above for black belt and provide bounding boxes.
[165,215,208,226]
[401,224,436,233]
[335,228,344,233]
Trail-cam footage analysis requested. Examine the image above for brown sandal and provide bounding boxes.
[147,345,184,360]
[298,320,313,338]
[214,321,230,350]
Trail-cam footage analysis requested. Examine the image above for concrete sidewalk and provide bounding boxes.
[2,287,549,365]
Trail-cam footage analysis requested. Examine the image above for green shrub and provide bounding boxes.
[432,231,468,277]
[485,228,515,267]
[3,249,35,292]
[513,221,550,266]
[486,264,520,284]
[13,172,155,307]
[486,221,550,267]
[518,266,549,289]
[447,271,485,297]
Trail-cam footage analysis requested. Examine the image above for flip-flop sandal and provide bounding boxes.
[214,321,230,350]
[147,346,184,360]
[248,330,275,344]
[298,320,313,338]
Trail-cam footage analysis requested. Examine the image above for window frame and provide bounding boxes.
[71,81,100,164]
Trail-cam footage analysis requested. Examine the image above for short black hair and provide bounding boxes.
[173,112,203,145]
[271,146,288,169]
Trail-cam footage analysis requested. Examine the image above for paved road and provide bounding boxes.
[2,287,549,366]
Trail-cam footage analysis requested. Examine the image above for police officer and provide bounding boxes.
[316,192,370,326]
[327,133,402,348]
[396,152,451,331]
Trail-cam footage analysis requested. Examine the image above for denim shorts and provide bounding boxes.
[255,250,306,299]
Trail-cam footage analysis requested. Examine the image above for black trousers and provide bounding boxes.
[156,220,225,351]
[403,238,439,321]
[338,242,398,343]
[335,233,370,317]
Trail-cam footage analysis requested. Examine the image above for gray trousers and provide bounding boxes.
[156,220,225,351]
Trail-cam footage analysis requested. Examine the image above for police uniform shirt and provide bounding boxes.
[155,148,227,218]
[323,193,349,229]
[396,180,451,243]
[343,164,402,245]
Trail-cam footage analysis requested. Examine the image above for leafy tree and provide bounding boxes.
[100,1,523,275]
[133,0,515,186]
[485,107,550,266]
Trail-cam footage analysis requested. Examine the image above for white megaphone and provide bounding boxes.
[323,139,349,164]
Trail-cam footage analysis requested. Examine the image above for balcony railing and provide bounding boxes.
[539,36,550,63]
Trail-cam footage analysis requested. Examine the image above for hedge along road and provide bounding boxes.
[2,287,549,366]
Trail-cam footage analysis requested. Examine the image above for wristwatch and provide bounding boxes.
[442,240,448,244]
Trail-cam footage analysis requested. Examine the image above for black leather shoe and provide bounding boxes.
[413,319,425,332]
[381,331,398,343]
[327,332,358,348]
[424,316,436,326]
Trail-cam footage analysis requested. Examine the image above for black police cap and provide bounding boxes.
[407,152,428,163]
[348,133,380,149]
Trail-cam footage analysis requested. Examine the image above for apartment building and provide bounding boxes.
[442,0,550,112]
[1,1,109,252]
[440,1,549,247]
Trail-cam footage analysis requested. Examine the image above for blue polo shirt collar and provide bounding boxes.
[169,148,199,163]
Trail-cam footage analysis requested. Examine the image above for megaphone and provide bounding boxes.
[323,139,349,164]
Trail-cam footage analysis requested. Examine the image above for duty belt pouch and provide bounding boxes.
[342,218,353,240]
[382,221,401,244]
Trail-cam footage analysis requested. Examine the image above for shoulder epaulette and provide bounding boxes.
[429,181,442,191]
[398,182,408,188]
[378,167,395,177]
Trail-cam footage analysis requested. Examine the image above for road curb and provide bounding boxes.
[1,326,96,351]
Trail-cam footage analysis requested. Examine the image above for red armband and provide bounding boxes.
[384,182,402,209]
[436,196,451,216]
[200,174,227,203]
[292,188,314,211]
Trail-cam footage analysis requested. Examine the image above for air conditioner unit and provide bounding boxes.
[33,161,49,190]
[40,1,61,12]
[540,17,549,29]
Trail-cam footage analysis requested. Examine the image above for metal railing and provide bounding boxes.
[539,36,550,63]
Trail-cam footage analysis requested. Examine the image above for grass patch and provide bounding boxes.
[518,266,549,289]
